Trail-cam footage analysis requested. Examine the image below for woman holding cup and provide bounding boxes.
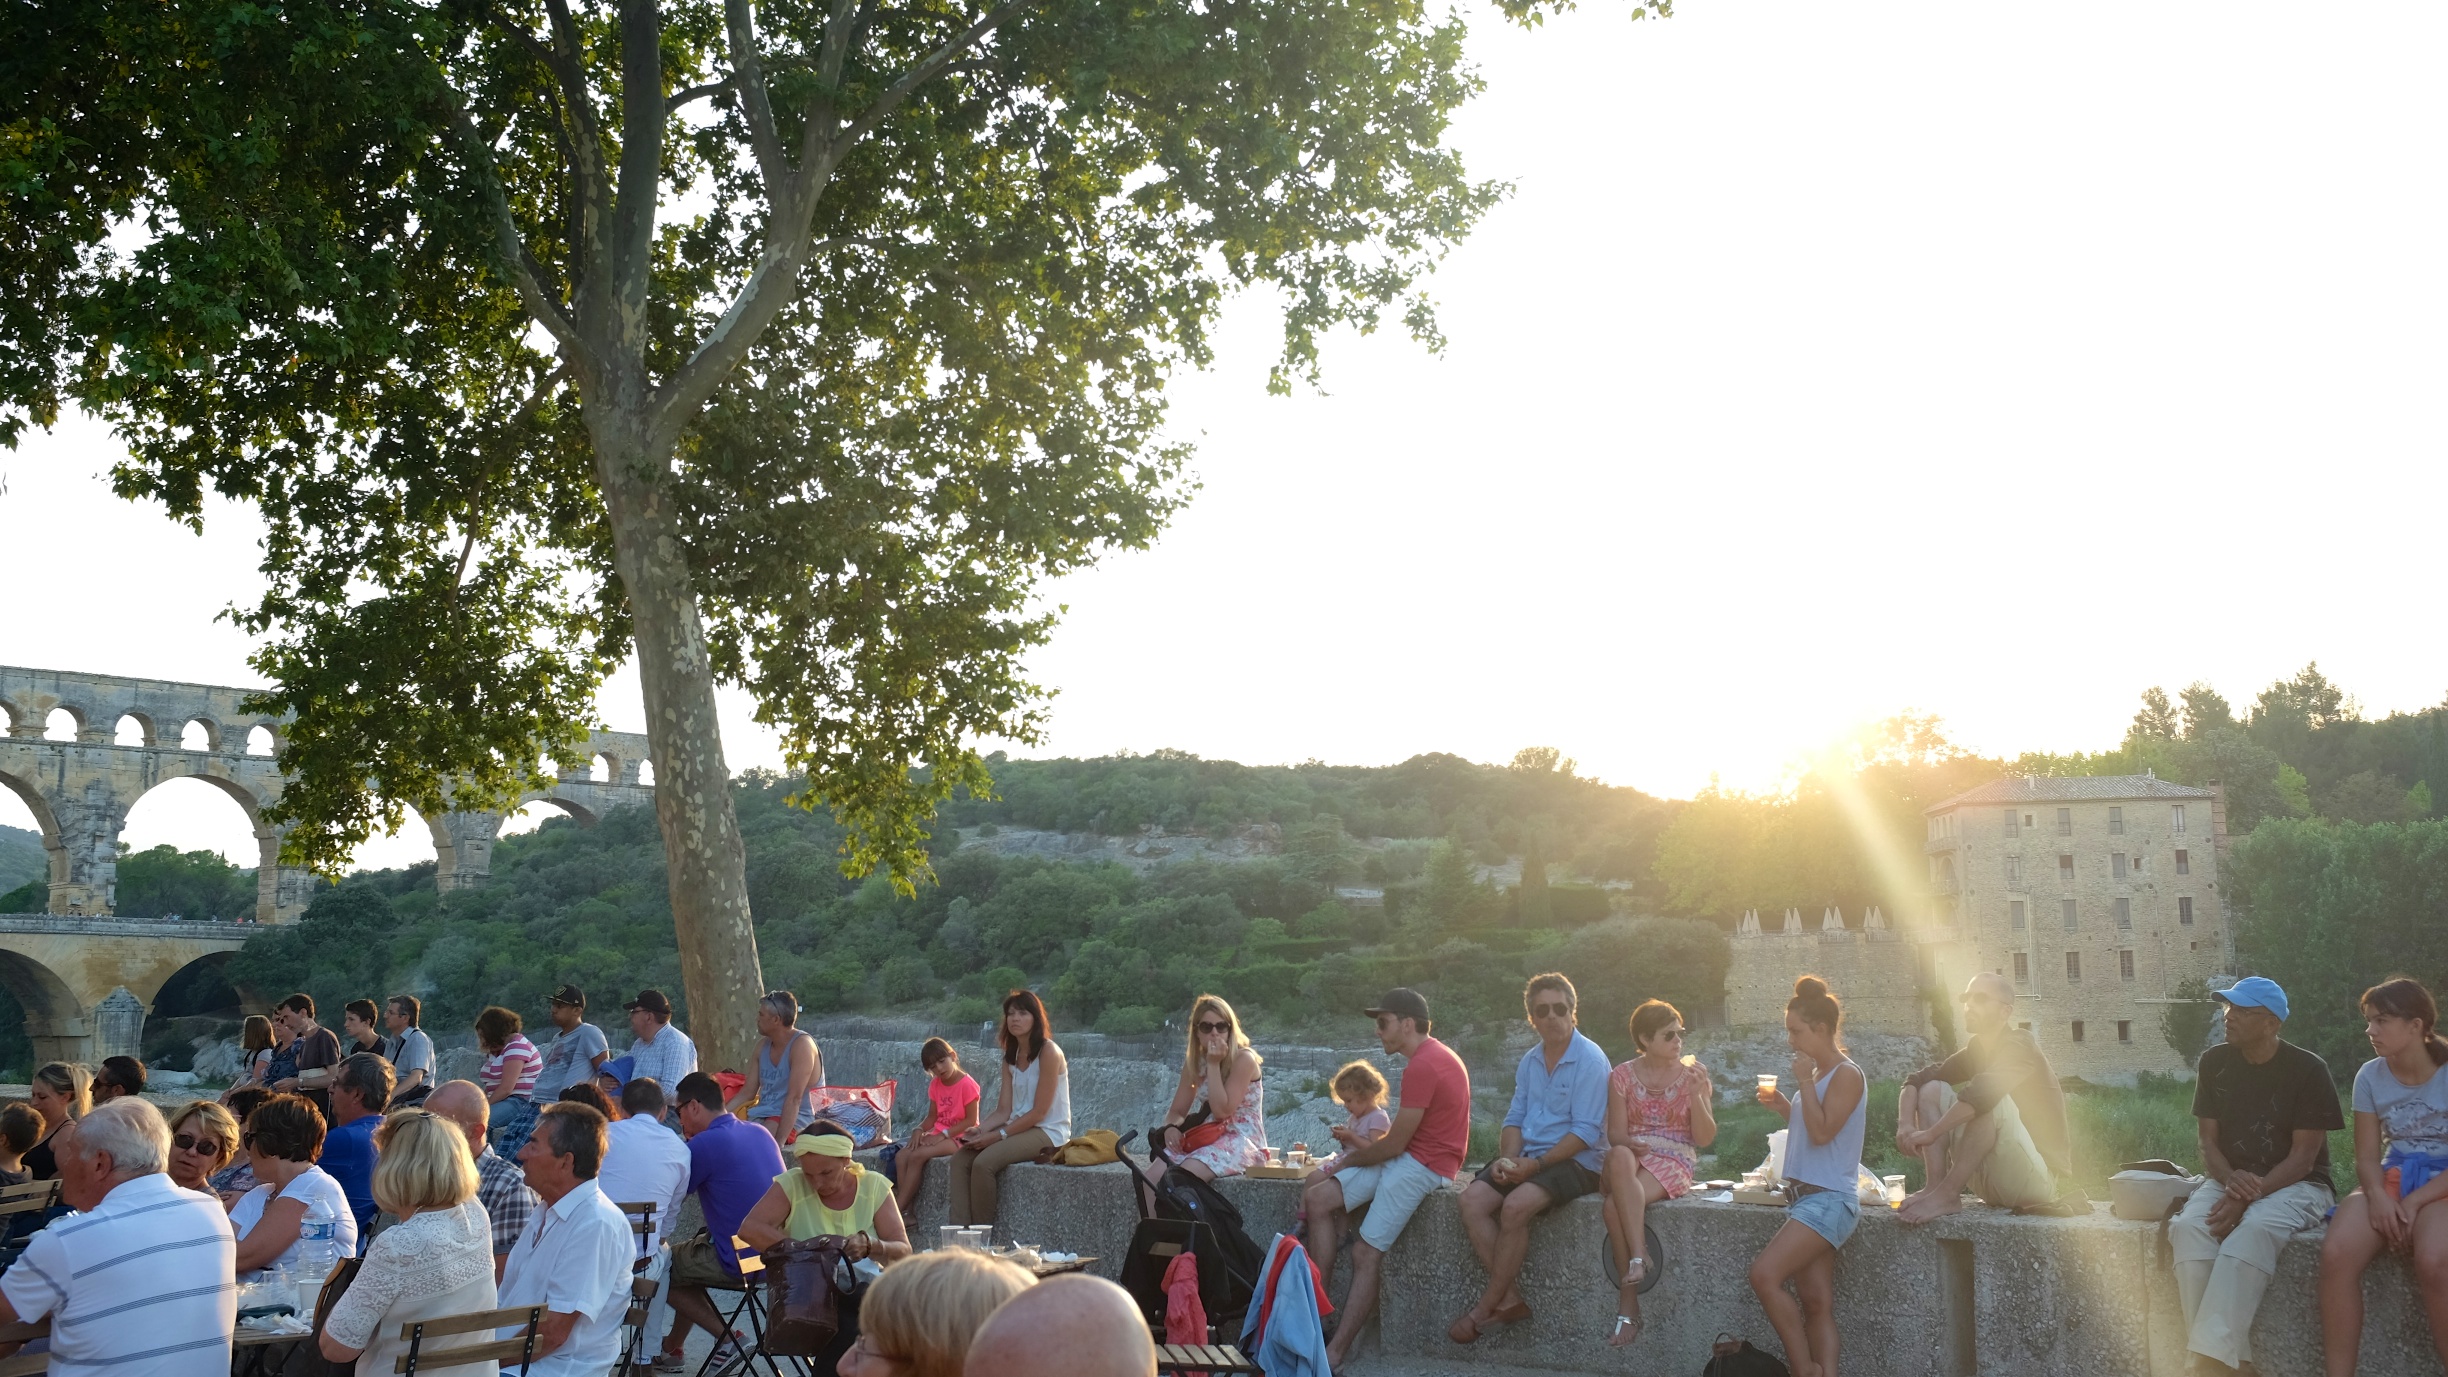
[1144,995,1269,1195]
[1747,975,1867,1377]
[1600,999,1716,1348]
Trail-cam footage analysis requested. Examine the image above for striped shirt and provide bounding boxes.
[0,1171,236,1375]
[483,1033,542,1099]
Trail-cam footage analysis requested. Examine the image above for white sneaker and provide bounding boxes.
[705,1337,751,1375]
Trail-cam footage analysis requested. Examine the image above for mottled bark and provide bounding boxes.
[596,416,764,1080]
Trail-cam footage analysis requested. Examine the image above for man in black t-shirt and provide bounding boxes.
[2168,977,2342,1374]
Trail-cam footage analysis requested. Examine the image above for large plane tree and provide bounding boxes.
[2,0,1662,1066]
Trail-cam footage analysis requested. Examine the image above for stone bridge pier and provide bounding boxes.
[0,665,656,1063]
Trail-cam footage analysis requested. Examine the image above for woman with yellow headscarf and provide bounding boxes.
[739,1116,915,1368]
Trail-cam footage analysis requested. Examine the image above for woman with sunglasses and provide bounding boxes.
[1144,995,1269,1192]
[165,1100,241,1195]
[1600,999,1715,1347]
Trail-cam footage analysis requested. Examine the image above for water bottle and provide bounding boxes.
[294,1204,338,1314]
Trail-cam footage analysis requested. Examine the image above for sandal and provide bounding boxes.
[1623,1255,1647,1287]
[1610,1313,1644,1348]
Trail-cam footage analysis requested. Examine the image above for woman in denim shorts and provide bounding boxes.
[1748,975,1866,1377]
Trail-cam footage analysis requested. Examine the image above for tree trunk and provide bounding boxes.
[595,417,766,1082]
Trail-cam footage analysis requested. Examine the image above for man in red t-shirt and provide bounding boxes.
[1302,988,1472,1373]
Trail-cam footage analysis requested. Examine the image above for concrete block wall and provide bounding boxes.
[896,1159,2447,1376]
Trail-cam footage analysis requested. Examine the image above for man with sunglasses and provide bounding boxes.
[1895,971,2073,1222]
[1305,988,1471,1375]
[1449,972,1610,1345]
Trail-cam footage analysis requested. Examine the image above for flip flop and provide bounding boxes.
[1610,1313,1644,1348]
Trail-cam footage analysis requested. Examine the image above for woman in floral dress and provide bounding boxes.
[1603,999,1717,1347]
[1145,994,1270,1191]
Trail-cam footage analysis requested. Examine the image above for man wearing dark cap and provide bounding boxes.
[532,985,611,1102]
[623,989,698,1101]
[2168,976,2342,1375]
[1302,988,1472,1373]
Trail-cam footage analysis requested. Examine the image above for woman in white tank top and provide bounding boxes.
[1747,975,1866,1377]
[948,990,1072,1226]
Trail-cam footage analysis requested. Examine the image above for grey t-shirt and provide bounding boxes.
[534,1022,611,1098]
[2353,1057,2448,1157]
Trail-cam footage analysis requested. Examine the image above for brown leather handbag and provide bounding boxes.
[762,1236,847,1355]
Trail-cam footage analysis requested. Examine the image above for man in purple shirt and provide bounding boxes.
[657,1071,784,1373]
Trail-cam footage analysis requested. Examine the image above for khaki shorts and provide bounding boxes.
[670,1233,748,1290]
[1927,1081,2056,1207]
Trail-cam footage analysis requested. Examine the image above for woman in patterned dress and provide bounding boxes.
[1145,994,1270,1189]
[1602,998,1717,1347]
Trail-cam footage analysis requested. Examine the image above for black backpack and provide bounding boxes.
[1119,1166,1263,1329]
[1701,1333,1790,1377]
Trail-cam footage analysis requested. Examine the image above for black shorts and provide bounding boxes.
[1473,1156,1600,1206]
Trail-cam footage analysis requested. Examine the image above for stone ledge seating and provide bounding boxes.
[892,1157,2447,1376]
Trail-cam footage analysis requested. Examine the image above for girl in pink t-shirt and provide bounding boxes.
[894,1037,982,1211]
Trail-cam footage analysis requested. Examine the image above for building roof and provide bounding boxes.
[1927,773,2214,813]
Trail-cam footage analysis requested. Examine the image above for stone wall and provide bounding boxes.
[1725,917,1938,1039]
[896,1159,2446,1376]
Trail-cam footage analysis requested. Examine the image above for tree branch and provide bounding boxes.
[668,78,733,113]
[612,0,667,330]
[435,94,587,363]
[723,0,792,195]
[485,2,612,300]
[839,0,1023,147]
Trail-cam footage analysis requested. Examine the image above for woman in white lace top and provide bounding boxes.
[319,1110,501,1376]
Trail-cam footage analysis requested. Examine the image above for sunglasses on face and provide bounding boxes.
[1530,1001,1571,1019]
[1374,1015,1398,1030]
[172,1134,222,1156]
[1659,1028,1686,1041]
[1195,1020,1230,1035]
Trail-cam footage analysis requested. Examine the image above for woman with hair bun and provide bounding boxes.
[2319,976,2448,1376]
[1746,975,1865,1377]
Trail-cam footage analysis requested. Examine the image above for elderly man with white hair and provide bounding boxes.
[0,1097,237,1374]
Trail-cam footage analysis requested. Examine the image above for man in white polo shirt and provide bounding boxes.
[0,1098,237,1374]
[499,1100,635,1376]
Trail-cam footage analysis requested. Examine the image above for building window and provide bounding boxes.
[2120,949,2136,980]
[2110,806,2124,835]
[2025,813,2037,830]
[2062,898,2078,930]
[2014,952,2030,983]
[2173,804,2187,834]
[2005,855,2022,885]
[2175,849,2190,875]
[2059,854,2075,884]
[2112,851,2127,879]
[2179,896,2194,925]
[2003,808,2019,838]
[2115,897,2132,930]
[2066,951,2081,981]
[2071,1020,2086,1042]
[2010,900,2027,931]
[2057,807,2073,836]
[2117,1020,2132,1043]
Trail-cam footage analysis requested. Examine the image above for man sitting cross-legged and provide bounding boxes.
[1895,972,2073,1223]
[1449,971,1609,1345]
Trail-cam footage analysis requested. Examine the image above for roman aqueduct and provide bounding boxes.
[0,664,653,1063]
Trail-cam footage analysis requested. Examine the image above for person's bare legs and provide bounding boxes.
[1463,1181,1551,1326]
[1899,1105,2000,1225]
[1304,1176,1347,1283]
[2414,1198,2448,1369]
[1325,1240,1386,1371]
[1601,1148,1666,1346]
[894,1139,949,1212]
[661,1283,731,1359]
[1749,1219,1836,1377]
[1798,1245,1840,1377]
[1457,1177,1503,1283]
[2320,1192,2388,1377]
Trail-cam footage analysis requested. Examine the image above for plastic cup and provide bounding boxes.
[960,1226,991,1252]
[938,1225,963,1253]
[1883,1174,1908,1207]
[1756,1073,1778,1092]
[1681,1054,1698,1068]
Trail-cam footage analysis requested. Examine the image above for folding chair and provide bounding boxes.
[0,1316,50,1377]
[696,1236,794,1377]
[1153,1342,1260,1374]
[397,1301,545,1374]
[613,1200,665,1375]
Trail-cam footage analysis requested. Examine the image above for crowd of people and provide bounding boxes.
[0,950,2435,1377]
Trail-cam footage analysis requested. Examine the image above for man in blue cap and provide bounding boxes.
[2169,976,2343,1374]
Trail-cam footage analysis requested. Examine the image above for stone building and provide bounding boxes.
[1923,773,2229,1080]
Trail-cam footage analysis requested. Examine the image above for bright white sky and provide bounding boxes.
[3,0,2445,870]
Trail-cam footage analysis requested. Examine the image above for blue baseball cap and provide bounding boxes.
[2213,977,2289,1022]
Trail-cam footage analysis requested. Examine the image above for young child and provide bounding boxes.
[1298,1060,1393,1222]
[893,1037,982,1211]
[0,1103,40,1186]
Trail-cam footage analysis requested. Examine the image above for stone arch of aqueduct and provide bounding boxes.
[0,664,654,1062]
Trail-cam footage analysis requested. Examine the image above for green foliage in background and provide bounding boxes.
[112,846,259,922]
[0,827,44,896]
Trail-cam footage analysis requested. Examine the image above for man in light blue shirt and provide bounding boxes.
[1449,971,1611,1346]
